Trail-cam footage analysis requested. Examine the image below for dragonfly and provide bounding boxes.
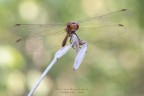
[12,9,128,52]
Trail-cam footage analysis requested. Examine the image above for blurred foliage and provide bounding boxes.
[0,0,144,96]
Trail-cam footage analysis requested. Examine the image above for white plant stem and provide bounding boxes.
[27,57,57,96]
[27,34,76,96]
[27,34,87,96]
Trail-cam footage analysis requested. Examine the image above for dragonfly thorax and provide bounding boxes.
[65,21,79,35]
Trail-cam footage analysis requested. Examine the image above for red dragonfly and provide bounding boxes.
[12,9,128,52]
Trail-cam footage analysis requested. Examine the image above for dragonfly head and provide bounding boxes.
[65,21,79,34]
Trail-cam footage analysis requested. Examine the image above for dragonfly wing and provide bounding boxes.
[12,24,66,52]
[78,24,127,44]
[12,24,65,36]
[77,9,129,46]
[78,9,130,25]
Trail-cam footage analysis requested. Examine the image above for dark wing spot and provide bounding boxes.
[16,39,22,43]
[121,9,127,11]
[15,24,21,26]
[118,24,124,27]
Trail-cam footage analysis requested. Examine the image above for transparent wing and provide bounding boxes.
[78,25,128,50]
[11,9,130,52]
[78,9,130,25]
[76,9,129,47]
[12,24,65,36]
[78,23,127,47]
[11,24,66,52]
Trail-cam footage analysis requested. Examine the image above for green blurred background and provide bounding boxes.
[0,0,143,96]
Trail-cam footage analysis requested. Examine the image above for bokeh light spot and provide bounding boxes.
[7,71,26,96]
[27,70,53,96]
[19,1,39,21]
[0,47,14,66]
[0,45,25,69]
[82,0,106,17]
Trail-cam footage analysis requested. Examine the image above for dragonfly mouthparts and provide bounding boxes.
[71,31,76,33]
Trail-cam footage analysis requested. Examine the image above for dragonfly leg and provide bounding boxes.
[71,33,86,53]
[62,34,69,47]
